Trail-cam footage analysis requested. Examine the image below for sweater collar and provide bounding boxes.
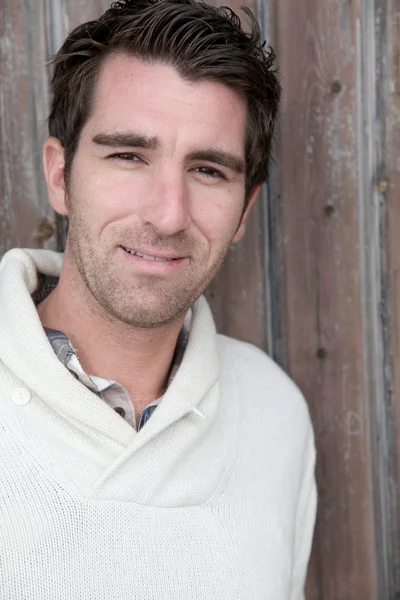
[0,248,220,450]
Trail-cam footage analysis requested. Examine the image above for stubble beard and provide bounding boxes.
[66,199,232,329]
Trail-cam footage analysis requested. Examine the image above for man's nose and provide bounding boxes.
[140,169,192,236]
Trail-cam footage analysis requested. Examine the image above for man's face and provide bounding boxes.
[61,54,252,328]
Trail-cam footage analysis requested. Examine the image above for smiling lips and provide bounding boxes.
[121,246,181,262]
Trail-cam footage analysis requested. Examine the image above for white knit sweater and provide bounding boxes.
[0,248,316,600]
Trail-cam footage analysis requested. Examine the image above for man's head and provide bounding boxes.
[44,0,281,328]
[48,0,280,204]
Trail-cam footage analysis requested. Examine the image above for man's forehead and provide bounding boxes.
[85,53,247,156]
[92,53,246,119]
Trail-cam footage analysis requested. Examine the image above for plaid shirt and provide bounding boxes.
[33,275,188,431]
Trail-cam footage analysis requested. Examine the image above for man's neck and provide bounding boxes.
[36,260,185,417]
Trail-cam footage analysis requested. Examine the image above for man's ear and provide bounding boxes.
[43,137,68,216]
[232,184,261,243]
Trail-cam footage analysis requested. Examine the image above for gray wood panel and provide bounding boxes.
[368,0,400,594]
[269,0,378,596]
[0,0,55,254]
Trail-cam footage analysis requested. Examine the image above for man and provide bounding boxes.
[0,0,316,598]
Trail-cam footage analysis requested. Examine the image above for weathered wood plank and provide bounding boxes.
[206,199,270,349]
[269,0,377,596]
[369,0,400,595]
[0,0,56,254]
[385,0,400,587]
[61,1,112,31]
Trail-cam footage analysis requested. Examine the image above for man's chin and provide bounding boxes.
[99,297,192,329]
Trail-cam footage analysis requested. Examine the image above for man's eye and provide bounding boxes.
[195,166,225,179]
[109,153,141,162]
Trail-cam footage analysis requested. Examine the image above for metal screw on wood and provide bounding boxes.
[377,180,389,193]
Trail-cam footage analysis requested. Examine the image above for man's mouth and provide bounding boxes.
[120,246,180,262]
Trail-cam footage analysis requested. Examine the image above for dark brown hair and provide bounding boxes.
[48,0,281,203]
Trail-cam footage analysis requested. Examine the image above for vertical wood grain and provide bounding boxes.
[269,0,377,597]
[385,0,400,588]
[368,0,400,594]
[0,0,55,254]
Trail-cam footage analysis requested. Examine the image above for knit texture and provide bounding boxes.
[0,248,316,600]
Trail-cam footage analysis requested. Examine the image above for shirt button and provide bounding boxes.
[12,388,31,406]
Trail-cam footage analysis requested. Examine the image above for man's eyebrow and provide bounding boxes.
[92,132,159,150]
[187,150,245,174]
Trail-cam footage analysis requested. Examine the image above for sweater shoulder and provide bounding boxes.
[216,334,311,427]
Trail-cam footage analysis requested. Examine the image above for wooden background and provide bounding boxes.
[1,0,399,597]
